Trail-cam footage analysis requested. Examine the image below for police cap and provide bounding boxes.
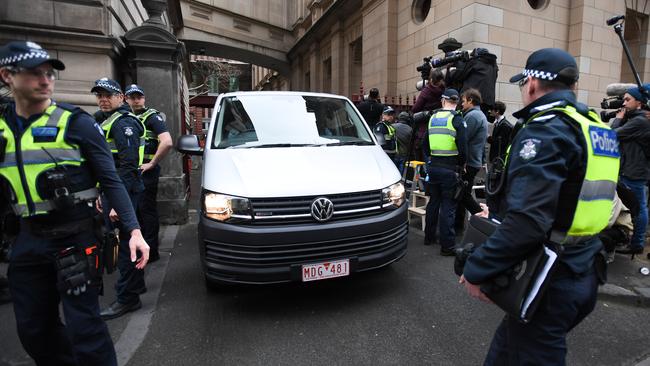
[509,48,579,85]
[91,78,122,94]
[0,41,65,70]
[125,84,145,96]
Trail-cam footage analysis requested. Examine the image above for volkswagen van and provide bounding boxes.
[177,91,408,287]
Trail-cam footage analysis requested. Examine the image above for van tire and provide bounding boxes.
[204,275,230,292]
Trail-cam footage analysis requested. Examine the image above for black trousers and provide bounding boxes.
[455,165,482,229]
[138,165,160,258]
[8,262,116,365]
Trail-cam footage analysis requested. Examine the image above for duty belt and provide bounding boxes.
[12,187,99,216]
[549,230,594,246]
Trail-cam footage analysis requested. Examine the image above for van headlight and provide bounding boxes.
[203,192,252,222]
[382,182,405,208]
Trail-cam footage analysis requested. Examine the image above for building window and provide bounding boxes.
[411,0,431,24]
[527,0,549,10]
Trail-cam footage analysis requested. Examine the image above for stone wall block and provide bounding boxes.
[1,0,54,27]
[54,2,104,33]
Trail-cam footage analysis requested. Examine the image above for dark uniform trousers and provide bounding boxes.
[424,165,458,248]
[8,230,117,366]
[138,164,160,256]
[102,189,144,305]
[484,269,598,365]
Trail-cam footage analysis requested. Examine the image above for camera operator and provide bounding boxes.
[357,87,384,129]
[610,84,650,255]
[412,69,445,161]
[449,48,498,115]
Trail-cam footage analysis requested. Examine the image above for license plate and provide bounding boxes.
[301,259,350,282]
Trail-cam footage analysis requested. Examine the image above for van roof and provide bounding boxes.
[219,91,350,100]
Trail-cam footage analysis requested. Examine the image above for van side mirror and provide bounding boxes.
[176,134,203,156]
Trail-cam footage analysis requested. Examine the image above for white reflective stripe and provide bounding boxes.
[12,187,99,215]
[579,180,616,201]
[431,150,458,155]
[530,100,565,113]
[45,107,65,127]
[549,230,593,245]
[532,114,556,122]
[428,128,456,137]
[1,149,82,166]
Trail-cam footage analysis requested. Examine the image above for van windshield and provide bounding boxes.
[211,94,374,149]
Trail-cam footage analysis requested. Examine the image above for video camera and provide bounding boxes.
[599,83,634,122]
[415,50,471,91]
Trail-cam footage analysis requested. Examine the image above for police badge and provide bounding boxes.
[519,138,540,160]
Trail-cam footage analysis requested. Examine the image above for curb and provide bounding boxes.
[597,284,650,307]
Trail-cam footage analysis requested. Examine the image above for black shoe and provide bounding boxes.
[100,299,142,320]
[617,244,643,255]
[424,238,436,246]
[440,247,456,256]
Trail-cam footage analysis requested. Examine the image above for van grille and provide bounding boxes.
[249,190,385,225]
[204,221,408,267]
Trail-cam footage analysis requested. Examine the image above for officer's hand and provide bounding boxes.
[459,275,492,304]
[96,198,103,214]
[129,229,149,269]
[475,203,489,218]
[109,209,119,222]
[140,162,155,173]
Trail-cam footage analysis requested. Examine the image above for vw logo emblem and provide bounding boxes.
[311,197,334,222]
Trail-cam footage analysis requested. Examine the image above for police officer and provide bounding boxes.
[0,41,149,365]
[422,88,468,255]
[124,84,172,263]
[374,106,398,158]
[91,78,148,319]
[461,48,619,364]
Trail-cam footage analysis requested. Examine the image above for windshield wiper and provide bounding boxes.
[233,143,322,149]
[325,141,374,146]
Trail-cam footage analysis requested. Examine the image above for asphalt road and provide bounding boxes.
[2,218,650,366]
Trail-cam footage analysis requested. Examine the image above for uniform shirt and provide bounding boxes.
[374,121,397,154]
[95,104,144,194]
[138,107,168,156]
[464,90,603,284]
[422,110,468,170]
[2,101,140,263]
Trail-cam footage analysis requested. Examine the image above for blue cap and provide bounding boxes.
[626,83,650,103]
[441,88,459,100]
[0,41,65,70]
[125,84,145,96]
[509,48,578,85]
[91,78,122,94]
[383,106,395,114]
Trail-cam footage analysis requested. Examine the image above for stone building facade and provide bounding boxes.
[255,0,650,115]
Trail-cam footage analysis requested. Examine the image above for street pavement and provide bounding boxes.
[1,177,650,365]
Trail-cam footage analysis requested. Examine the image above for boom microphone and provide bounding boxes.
[605,83,636,96]
[607,15,625,26]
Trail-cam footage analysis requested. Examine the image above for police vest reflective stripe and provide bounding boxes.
[529,105,620,243]
[428,110,458,156]
[139,108,160,160]
[101,110,146,165]
[0,105,96,217]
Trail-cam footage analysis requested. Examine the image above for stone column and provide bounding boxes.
[124,20,188,225]
[330,22,344,95]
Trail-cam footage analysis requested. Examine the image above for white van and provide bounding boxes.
[177,91,408,287]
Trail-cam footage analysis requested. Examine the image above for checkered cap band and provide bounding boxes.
[125,85,145,95]
[95,81,121,93]
[0,51,50,67]
[523,68,558,81]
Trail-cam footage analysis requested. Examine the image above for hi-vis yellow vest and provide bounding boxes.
[101,110,146,165]
[138,108,159,161]
[527,105,620,243]
[428,110,458,156]
[0,105,96,216]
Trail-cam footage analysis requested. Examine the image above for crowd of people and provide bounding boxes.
[0,40,171,365]
[361,47,648,364]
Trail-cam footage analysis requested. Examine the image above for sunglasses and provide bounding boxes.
[518,76,529,89]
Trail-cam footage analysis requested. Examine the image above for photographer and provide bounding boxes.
[412,69,445,161]
[610,84,650,255]
[449,48,498,114]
